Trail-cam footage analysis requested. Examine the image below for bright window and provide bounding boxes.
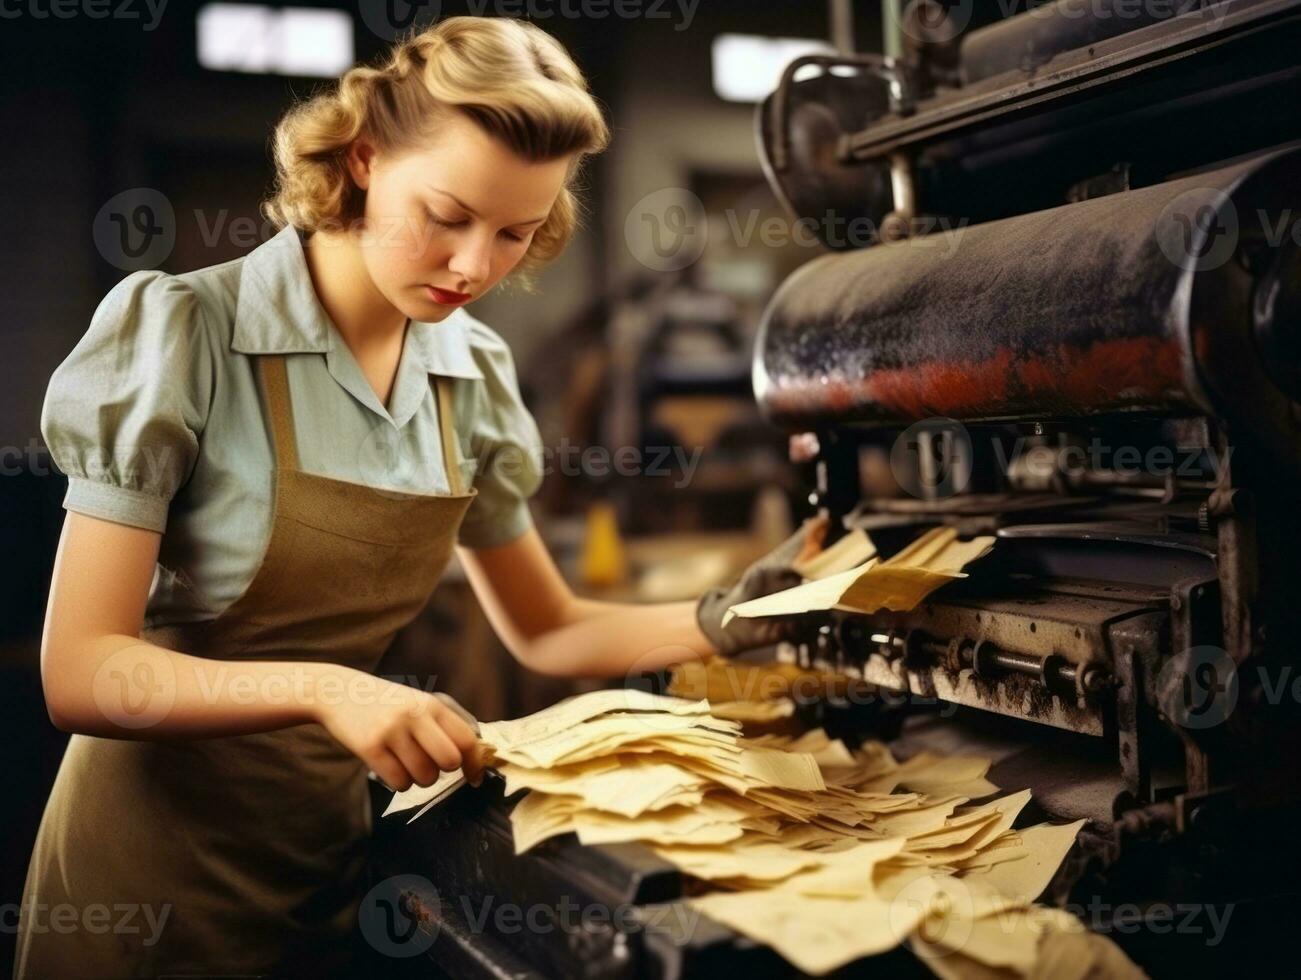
[711,33,836,103]
[197,4,354,78]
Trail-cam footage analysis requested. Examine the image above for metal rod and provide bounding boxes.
[831,0,857,54]
[881,0,903,60]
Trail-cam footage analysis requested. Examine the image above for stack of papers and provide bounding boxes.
[384,689,1143,978]
[724,526,996,624]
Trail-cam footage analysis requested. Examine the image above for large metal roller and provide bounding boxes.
[754,148,1301,457]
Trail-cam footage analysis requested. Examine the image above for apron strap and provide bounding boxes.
[433,376,466,495]
[259,352,466,494]
[258,354,301,472]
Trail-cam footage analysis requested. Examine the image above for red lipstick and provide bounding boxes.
[427,285,472,305]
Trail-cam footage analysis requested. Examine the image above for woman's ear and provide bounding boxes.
[345,139,377,191]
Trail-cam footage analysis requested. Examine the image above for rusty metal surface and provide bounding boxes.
[856,654,1107,735]
[368,776,685,979]
[812,543,1172,738]
[958,0,1198,85]
[883,591,1152,665]
[821,590,1165,735]
[754,150,1295,428]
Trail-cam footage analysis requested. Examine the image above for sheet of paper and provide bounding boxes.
[723,527,995,623]
[964,818,1087,903]
[908,790,1031,853]
[508,791,582,854]
[651,841,831,883]
[501,759,709,818]
[907,812,1003,856]
[794,528,878,579]
[573,801,749,848]
[912,900,1118,978]
[868,797,967,836]
[934,906,1063,973]
[491,713,739,768]
[780,733,857,768]
[689,889,928,976]
[1036,914,1146,980]
[953,832,1027,873]
[738,746,826,792]
[779,729,833,752]
[383,767,466,817]
[859,750,992,795]
[883,526,995,574]
[511,791,759,853]
[721,561,878,624]
[497,755,623,794]
[706,698,796,722]
[839,566,970,615]
[480,688,712,751]
[776,838,908,899]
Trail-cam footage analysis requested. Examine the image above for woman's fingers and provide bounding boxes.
[410,709,464,773]
[460,740,486,787]
[426,700,485,786]
[433,692,481,736]
[370,747,412,793]
[350,690,486,793]
[431,699,479,755]
[391,728,442,787]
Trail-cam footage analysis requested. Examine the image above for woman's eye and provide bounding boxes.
[427,210,525,242]
[427,210,465,229]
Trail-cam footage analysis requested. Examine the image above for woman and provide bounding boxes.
[17,16,822,978]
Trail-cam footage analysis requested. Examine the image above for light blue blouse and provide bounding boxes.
[41,224,544,627]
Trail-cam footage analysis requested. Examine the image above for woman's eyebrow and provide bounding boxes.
[428,187,549,226]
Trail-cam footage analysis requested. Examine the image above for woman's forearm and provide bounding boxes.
[519,598,718,679]
[43,631,359,739]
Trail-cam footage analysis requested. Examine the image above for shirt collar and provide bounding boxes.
[408,313,484,380]
[232,223,483,381]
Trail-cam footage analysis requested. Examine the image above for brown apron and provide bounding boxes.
[17,353,477,978]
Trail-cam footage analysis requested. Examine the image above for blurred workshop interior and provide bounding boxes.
[0,2,907,968]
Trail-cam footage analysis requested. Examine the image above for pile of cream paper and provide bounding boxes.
[384,689,1144,978]
[724,525,996,624]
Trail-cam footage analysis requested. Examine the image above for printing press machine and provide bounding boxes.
[368,2,1301,975]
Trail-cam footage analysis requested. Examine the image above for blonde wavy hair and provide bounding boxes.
[262,16,610,290]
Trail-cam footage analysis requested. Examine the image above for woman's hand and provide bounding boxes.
[313,672,484,791]
[695,513,830,657]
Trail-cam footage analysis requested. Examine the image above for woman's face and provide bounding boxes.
[347,111,573,322]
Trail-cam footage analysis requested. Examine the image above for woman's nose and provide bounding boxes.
[448,236,492,288]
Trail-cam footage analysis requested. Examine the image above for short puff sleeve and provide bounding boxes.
[455,321,544,549]
[41,271,215,533]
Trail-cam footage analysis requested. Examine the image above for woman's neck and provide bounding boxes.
[302,228,406,352]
